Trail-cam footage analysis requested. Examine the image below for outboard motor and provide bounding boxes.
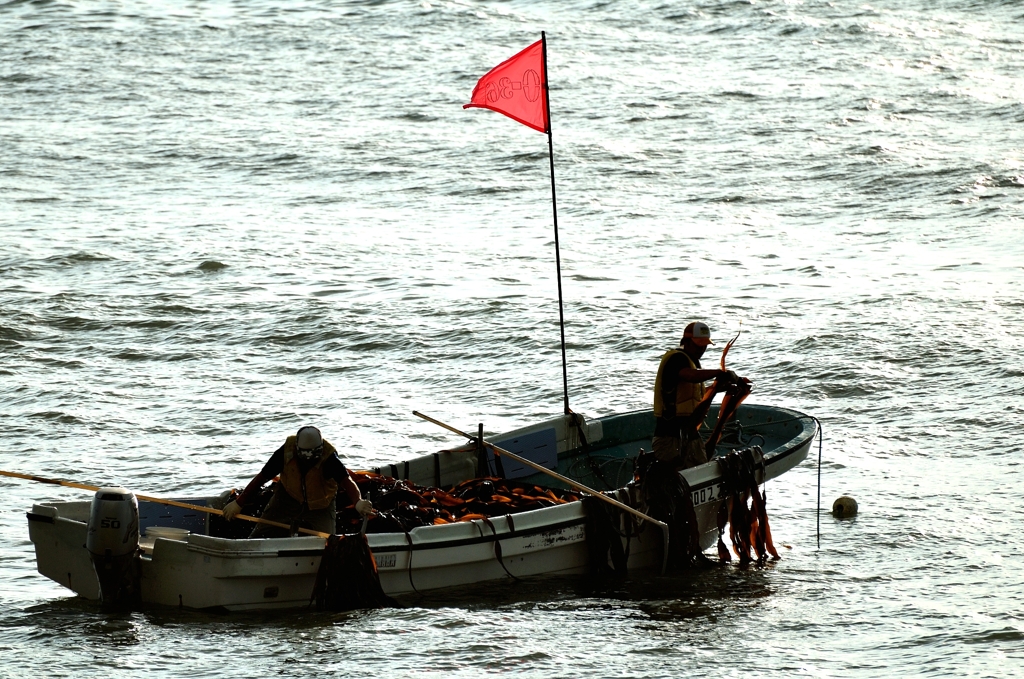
[86,487,140,610]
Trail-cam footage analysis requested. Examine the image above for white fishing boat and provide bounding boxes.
[26,403,816,612]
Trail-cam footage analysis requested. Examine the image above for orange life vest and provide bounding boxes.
[279,436,340,510]
[653,348,706,419]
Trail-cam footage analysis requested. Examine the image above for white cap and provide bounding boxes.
[296,426,323,451]
[682,321,714,346]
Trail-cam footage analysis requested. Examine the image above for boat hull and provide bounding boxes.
[27,404,816,611]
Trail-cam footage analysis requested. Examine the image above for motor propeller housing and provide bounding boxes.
[86,487,140,610]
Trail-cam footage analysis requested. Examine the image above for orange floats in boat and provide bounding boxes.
[345,471,581,534]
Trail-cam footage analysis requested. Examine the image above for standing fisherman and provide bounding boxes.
[223,426,373,537]
[652,322,740,469]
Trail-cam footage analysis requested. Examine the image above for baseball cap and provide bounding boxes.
[682,321,714,346]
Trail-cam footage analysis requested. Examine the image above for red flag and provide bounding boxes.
[464,40,548,133]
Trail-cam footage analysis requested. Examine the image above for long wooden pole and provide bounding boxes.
[413,410,668,530]
[1,469,331,539]
[413,411,670,573]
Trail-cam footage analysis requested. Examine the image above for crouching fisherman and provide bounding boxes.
[223,425,373,537]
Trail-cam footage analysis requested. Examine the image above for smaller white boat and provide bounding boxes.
[27,404,816,611]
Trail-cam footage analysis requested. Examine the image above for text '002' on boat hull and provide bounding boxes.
[26,404,816,612]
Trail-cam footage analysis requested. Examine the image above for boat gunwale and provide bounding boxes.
[180,407,817,555]
[27,405,816,558]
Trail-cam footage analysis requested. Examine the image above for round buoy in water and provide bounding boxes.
[832,496,858,518]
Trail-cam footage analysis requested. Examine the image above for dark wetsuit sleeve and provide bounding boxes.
[256,445,286,479]
[235,446,286,507]
[321,454,350,485]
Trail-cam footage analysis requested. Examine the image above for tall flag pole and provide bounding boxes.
[464,32,571,415]
[541,33,571,416]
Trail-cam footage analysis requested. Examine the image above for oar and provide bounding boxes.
[1,469,331,539]
[412,411,671,574]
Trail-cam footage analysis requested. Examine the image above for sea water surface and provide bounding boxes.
[1,0,1023,677]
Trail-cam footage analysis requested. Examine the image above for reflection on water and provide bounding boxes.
[9,566,778,635]
[399,567,776,622]
[12,599,144,647]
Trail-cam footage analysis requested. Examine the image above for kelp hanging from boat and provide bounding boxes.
[582,495,629,577]
[688,334,771,566]
[635,452,711,571]
[703,376,753,460]
[715,446,779,566]
[311,533,397,612]
[681,332,754,455]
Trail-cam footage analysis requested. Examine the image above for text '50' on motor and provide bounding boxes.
[86,487,141,610]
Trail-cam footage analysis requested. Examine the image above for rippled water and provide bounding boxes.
[2,0,1023,677]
